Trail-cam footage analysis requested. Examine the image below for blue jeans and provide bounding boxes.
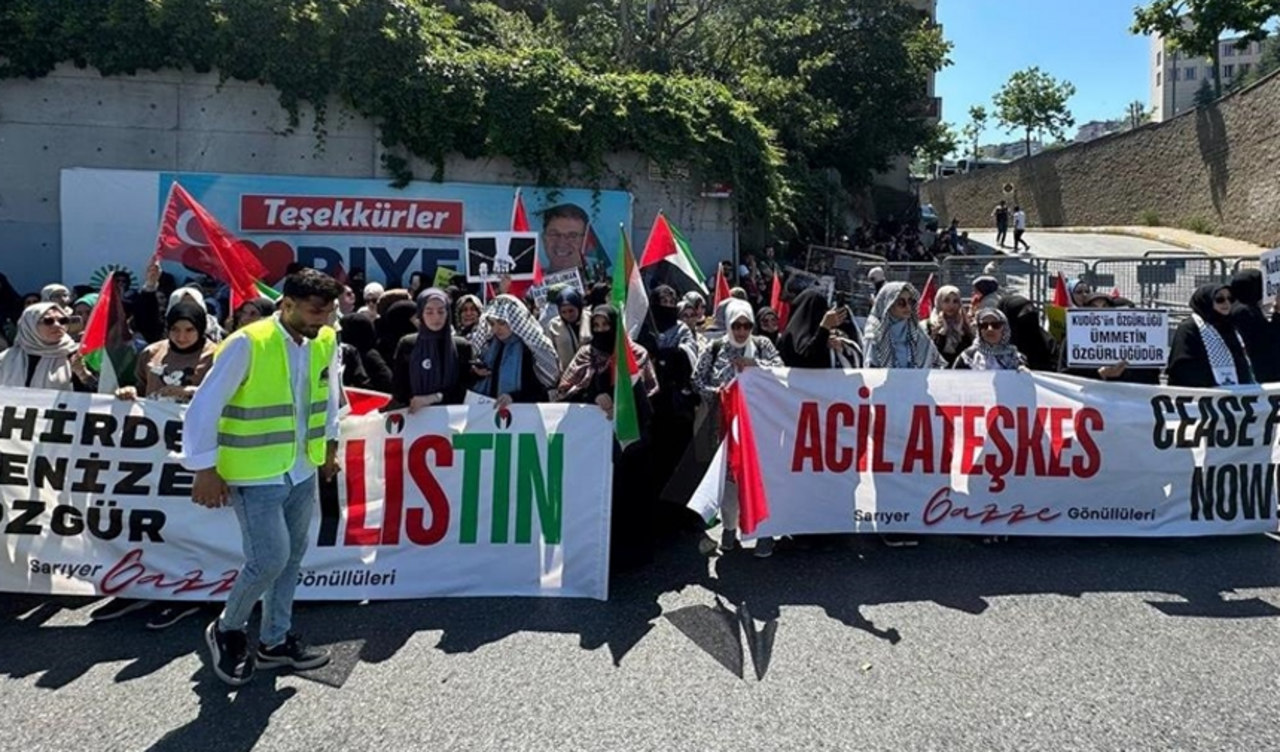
[218,474,316,648]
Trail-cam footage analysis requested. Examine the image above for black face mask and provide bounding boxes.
[652,304,679,331]
[593,327,617,355]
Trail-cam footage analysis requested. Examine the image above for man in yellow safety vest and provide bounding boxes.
[183,269,344,687]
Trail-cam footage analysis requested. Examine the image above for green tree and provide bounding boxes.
[1194,77,1217,106]
[916,121,959,168]
[1131,0,1280,99]
[993,67,1076,158]
[960,105,987,158]
[1125,99,1152,129]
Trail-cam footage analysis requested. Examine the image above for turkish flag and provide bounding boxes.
[503,189,541,298]
[712,263,731,308]
[769,271,790,331]
[917,273,938,320]
[154,183,268,308]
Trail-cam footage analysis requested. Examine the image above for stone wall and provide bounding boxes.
[0,64,737,291]
[921,70,1280,248]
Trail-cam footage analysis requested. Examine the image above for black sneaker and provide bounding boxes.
[146,603,202,630]
[90,598,153,621]
[257,632,331,671]
[205,621,255,687]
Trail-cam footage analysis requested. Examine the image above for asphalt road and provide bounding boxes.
[5,530,1280,751]
[964,230,1184,259]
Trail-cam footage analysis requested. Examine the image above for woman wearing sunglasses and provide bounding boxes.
[952,308,1026,371]
[0,303,95,390]
[863,282,945,369]
[1168,284,1256,388]
[693,299,784,558]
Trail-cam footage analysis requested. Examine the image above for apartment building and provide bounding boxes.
[1150,34,1267,121]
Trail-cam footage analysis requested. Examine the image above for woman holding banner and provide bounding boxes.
[391,288,475,411]
[951,308,1026,371]
[1168,284,1256,389]
[471,294,560,406]
[0,302,95,391]
[927,285,973,367]
[863,282,945,370]
[693,299,784,558]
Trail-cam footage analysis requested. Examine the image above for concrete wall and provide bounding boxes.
[922,70,1280,249]
[0,64,737,292]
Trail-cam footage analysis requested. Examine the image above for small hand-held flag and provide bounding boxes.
[154,183,268,311]
[79,272,133,392]
[640,213,708,295]
[713,262,731,308]
[917,273,937,319]
[610,226,643,447]
[769,271,790,331]
[1052,272,1071,308]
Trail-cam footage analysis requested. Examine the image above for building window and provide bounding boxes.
[1225,64,1235,78]
[1224,43,1235,57]
[1157,51,1162,66]
[1157,71,1162,86]
[1185,67,1195,80]
[1241,62,1252,75]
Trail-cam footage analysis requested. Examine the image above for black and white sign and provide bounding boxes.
[1066,309,1169,367]
[465,232,540,282]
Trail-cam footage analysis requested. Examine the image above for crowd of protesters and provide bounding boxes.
[1,248,1278,628]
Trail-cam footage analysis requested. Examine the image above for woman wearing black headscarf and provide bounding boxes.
[376,299,418,361]
[998,295,1058,372]
[392,288,474,411]
[1168,284,1256,388]
[341,312,394,393]
[546,287,592,374]
[778,288,863,369]
[119,300,216,402]
[1229,269,1280,383]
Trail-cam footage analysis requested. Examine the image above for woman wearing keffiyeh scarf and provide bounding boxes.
[952,308,1026,371]
[1168,283,1255,388]
[558,305,658,412]
[862,281,945,369]
[470,294,561,406]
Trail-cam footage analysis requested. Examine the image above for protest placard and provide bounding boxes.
[1066,309,1169,367]
[1261,247,1280,300]
[529,269,585,309]
[464,232,540,282]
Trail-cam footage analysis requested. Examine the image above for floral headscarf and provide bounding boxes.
[957,308,1024,371]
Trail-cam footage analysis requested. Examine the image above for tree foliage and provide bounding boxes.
[0,0,951,234]
[1131,0,1280,97]
[994,67,1076,158]
[960,105,988,158]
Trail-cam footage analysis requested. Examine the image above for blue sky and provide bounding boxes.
[936,0,1154,146]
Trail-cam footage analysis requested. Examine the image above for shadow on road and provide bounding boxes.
[0,533,1277,701]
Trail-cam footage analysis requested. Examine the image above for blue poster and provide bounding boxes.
[156,172,633,288]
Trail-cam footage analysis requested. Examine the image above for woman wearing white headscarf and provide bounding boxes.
[0,303,94,390]
[952,308,1026,371]
[863,281,946,369]
[167,287,224,343]
[470,294,561,407]
[40,284,72,307]
[692,299,783,558]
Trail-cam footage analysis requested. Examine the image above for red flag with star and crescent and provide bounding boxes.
[153,183,268,309]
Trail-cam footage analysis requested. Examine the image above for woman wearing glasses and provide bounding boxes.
[693,299,784,558]
[863,282,945,369]
[952,308,1026,371]
[1167,284,1256,388]
[0,303,96,390]
[926,285,973,367]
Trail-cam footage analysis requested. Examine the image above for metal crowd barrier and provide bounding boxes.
[1087,257,1231,318]
[805,245,888,315]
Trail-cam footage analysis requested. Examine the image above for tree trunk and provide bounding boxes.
[1025,129,1032,160]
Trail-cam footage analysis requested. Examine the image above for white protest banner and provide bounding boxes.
[530,269,585,309]
[1262,248,1280,300]
[725,368,1280,539]
[0,388,612,600]
[465,231,541,281]
[1065,309,1169,367]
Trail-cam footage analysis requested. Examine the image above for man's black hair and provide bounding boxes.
[283,269,344,302]
[285,261,307,275]
[542,203,590,228]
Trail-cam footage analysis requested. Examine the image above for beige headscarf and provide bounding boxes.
[0,303,78,389]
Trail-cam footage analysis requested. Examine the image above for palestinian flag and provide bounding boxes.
[611,228,643,448]
[79,272,135,392]
[232,279,282,312]
[1046,272,1070,342]
[712,262,731,308]
[610,224,649,338]
[640,213,707,295]
[769,271,790,331]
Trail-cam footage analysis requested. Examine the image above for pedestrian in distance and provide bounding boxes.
[992,200,1010,248]
[1012,206,1030,252]
[184,269,345,687]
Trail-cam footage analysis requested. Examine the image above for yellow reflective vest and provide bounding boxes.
[214,318,336,482]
